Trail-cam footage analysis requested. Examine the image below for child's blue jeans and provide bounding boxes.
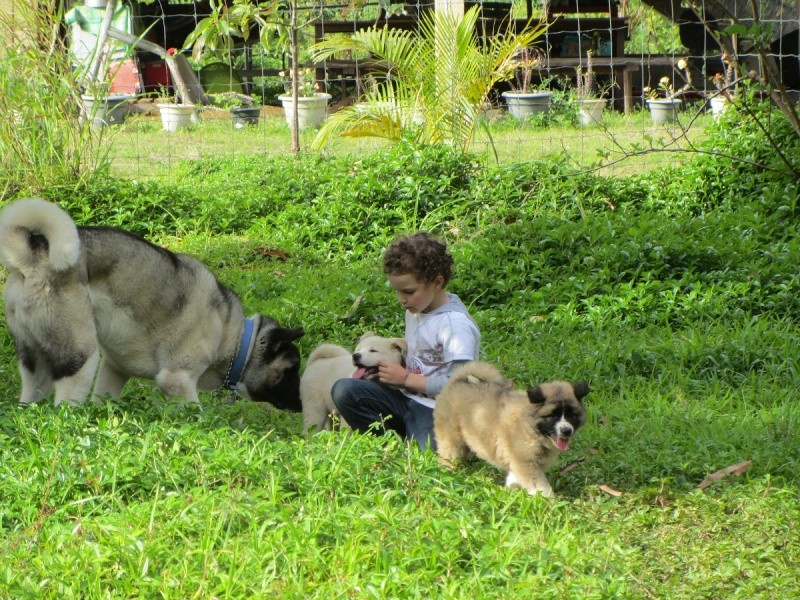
[331,378,436,451]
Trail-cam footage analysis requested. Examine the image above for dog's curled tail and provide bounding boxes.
[0,198,81,273]
[450,361,508,386]
[307,343,351,365]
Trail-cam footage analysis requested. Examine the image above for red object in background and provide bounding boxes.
[142,59,172,93]
[108,59,143,94]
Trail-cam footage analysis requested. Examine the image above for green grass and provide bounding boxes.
[107,102,712,180]
[1,104,799,598]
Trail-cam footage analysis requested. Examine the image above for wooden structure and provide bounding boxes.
[640,0,799,92]
[313,0,643,112]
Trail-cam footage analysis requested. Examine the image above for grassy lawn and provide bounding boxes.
[1,107,798,598]
[106,101,712,180]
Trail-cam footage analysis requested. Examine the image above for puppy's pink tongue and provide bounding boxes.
[352,368,369,380]
[554,437,570,451]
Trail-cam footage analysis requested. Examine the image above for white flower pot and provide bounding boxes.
[647,98,682,125]
[278,93,331,130]
[577,98,607,126]
[501,91,553,121]
[81,94,135,127]
[156,103,200,132]
[709,96,730,119]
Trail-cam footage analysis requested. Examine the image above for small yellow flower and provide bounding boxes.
[677,58,687,71]
[659,76,671,87]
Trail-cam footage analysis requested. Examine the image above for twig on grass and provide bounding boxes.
[698,460,753,490]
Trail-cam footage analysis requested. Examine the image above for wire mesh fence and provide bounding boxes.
[2,0,799,182]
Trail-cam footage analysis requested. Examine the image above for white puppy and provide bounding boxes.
[300,332,407,434]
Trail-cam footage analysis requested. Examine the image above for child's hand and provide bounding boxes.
[378,361,409,387]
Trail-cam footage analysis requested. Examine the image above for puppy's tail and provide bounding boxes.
[450,361,507,386]
[307,344,351,365]
[0,198,81,273]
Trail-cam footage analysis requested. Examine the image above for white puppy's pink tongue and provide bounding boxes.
[352,367,369,380]
[554,437,570,451]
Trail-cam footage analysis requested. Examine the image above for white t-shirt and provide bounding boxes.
[402,293,480,409]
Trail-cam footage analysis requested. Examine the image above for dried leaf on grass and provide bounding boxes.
[698,460,753,490]
[560,457,586,474]
[341,295,364,319]
[254,247,290,261]
[599,484,623,497]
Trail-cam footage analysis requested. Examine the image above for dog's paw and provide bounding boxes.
[506,472,553,497]
[527,486,554,498]
[436,455,459,470]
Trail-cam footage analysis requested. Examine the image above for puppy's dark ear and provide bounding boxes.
[572,381,590,401]
[527,386,546,404]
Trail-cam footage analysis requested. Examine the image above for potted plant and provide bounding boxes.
[156,101,200,131]
[501,47,553,121]
[644,58,694,125]
[182,0,322,151]
[149,50,201,132]
[708,52,738,118]
[210,92,261,128]
[277,67,331,130]
[154,81,200,132]
[644,78,682,125]
[575,51,606,126]
[80,82,135,128]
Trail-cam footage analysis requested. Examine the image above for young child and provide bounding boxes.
[332,232,481,450]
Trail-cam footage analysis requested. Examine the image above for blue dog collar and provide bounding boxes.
[226,317,255,390]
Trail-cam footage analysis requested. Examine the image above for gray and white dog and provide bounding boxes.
[0,198,304,408]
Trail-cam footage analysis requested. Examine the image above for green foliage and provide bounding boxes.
[627,99,800,216]
[2,101,800,596]
[57,144,481,249]
[183,0,285,62]
[0,0,112,198]
[310,7,548,153]
[625,0,686,55]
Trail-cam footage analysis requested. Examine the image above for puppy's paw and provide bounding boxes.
[506,472,553,497]
[436,455,460,470]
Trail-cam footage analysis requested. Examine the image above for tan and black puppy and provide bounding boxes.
[434,361,589,497]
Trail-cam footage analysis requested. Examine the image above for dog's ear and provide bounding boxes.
[360,331,375,341]
[273,326,305,344]
[392,338,408,354]
[572,381,590,401]
[527,386,546,404]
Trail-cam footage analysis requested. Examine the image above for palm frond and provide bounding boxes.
[310,7,548,153]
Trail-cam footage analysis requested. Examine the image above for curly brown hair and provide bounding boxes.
[382,232,454,285]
